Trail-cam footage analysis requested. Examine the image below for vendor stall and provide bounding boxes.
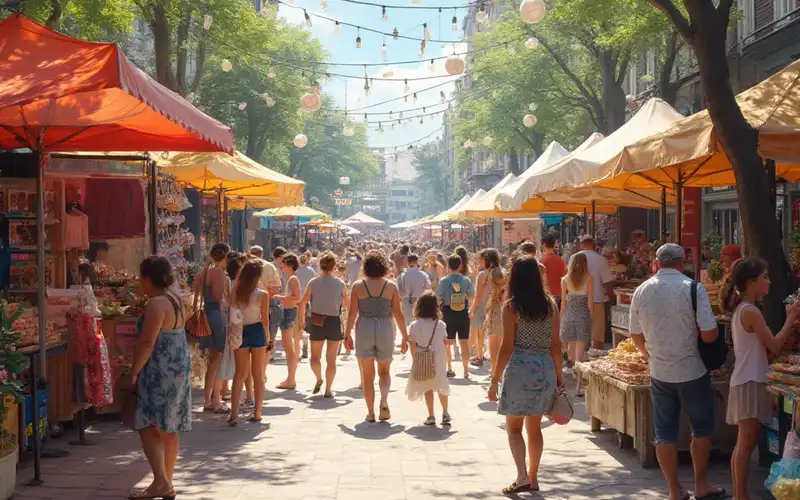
[763,355,800,499]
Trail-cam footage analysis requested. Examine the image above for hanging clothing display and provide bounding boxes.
[85,178,145,239]
[72,284,113,408]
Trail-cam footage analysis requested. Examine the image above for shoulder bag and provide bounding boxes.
[411,322,438,382]
[691,280,728,371]
[185,265,212,338]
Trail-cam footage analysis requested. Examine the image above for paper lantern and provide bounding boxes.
[483,136,494,146]
[476,10,489,23]
[525,37,539,49]
[523,114,537,128]
[300,88,322,112]
[519,0,546,24]
[343,125,355,137]
[294,134,308,148]
[220,59,232,72]
[238,102,247,111]
[445,55,465,76]
[528,102,538,111]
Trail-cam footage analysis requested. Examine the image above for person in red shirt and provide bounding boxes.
[539,234,568,310]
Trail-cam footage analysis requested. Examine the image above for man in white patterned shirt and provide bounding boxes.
[628,244,724,500]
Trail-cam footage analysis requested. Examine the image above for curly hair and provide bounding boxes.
[414,291,440,320]
[363,249,390,278]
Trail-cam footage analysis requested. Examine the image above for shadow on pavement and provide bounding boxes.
[405,425,458,442]
[338,422,406,440]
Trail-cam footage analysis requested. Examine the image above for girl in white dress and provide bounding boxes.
[406,292,451,426]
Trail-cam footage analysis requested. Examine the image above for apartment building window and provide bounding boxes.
[712,208,740,245]
[645,50,656,83]
[737,0,755,44]
[775,0,797,22]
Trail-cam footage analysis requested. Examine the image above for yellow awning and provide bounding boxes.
[598,57,800,190]
[252,205,329,221]
[158,151,305,203]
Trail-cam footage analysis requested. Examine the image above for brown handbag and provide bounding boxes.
[186,265,212,338]
[119,374,138,426]
[310,313,326,327]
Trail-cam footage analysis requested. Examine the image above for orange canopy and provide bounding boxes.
[0,14,233,153]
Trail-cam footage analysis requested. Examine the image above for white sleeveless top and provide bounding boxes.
[564,277,588,295]
[232,284,265,325]
[729,302,769,386]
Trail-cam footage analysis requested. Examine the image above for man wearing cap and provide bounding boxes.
[578,235,614,349]
[628,243,724,500]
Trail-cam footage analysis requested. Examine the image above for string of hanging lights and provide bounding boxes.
[314,0,484,11]
[276,1,467,44]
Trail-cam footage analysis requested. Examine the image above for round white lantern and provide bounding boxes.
[476,10,489,23]
[519,0,546,24]
[528,102,538,111]
[294,133,308,148]
[525,37,539,50]
[342,125,355,137]
[300,89,322,112]
[523,114,537,128]
[265,96,275,107]
[238,102,247,111]
[482,136,494,146]
[220,59,233,72]
[444,54,465,76]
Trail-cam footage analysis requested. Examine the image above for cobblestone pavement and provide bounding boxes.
[13,348,767,499]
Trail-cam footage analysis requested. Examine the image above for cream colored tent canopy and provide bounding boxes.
[413,194,472,226]
[253,205,328,220]
[595,58,800,190]
[455,173,518,222]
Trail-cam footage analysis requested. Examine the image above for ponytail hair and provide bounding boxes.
[721,256,768,313]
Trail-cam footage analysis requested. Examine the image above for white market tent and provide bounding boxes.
[414,194,472,226]
[454,173,518,222]
[341,210,386,226]
[493,141,571,210]
[505,98,685,211]
[389,220,416,229]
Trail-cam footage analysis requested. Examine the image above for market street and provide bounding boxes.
[12,349,758,500]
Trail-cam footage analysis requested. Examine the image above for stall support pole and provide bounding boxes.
[582,208,588,235]
[660,187,668,242]
[223,197,229,245]
[35,151,47,374]
[675,180,684,245]
[148,160,158,254]
[217,189,223,243]
[27,353,43,486]
[590,200,597,238]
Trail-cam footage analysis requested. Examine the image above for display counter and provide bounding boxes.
[577,361,736,467]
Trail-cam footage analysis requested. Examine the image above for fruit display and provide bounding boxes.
[772,478,800,500]
[589,339,650,385]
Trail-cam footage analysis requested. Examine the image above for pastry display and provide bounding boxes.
[587,339,651,385]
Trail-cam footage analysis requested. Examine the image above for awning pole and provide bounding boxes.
[661,187,668,242]
[35,151,47,374]
[591,200,597,238]
[223,196,229,245]
[583,208,588,235]
[675,179,684,246]
[149,160,158,254]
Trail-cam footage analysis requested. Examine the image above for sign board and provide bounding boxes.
[502,218,542,247]
[334,198,352,206]
[681,187,702,275]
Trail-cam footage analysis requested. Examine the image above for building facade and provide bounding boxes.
[387,180,422,224]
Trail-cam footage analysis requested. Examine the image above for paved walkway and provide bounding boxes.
[13,349,766,499]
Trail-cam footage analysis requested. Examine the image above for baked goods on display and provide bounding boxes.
[588,339,651,385]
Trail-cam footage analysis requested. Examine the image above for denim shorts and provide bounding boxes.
[650,372,715,444]
[241,322,267,349]
[280,307,298,330]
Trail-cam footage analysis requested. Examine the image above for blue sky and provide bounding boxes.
[279,0,469,179]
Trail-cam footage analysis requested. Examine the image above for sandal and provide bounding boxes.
[313,380,323,395]
[424,416,436,426]
[365,413,376,423]
[323,390,333,398]
[693,488,726,500]
[214,405,231,414]
[276,382,297,390]
[128,488,176,500]
[227,416,238,427]
[501,481,533,495]
[202,406,215,412]
[247,415,263,423]
[379,405,391,421]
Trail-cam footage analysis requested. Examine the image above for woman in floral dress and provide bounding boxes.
[481,249,506,373]
[129,256,191,500]
[488,256,563,495]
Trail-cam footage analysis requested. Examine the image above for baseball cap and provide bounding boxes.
[656,243,684,264]
[579,234,595,244]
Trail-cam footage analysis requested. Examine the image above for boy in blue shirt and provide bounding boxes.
[437,254,474,378]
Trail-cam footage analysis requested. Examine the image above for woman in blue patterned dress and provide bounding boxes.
[488,256,563,496]
[129,256,191,500]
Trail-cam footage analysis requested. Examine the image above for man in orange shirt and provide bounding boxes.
[539,234,568,310]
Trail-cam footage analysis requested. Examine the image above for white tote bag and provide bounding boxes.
[217,344,235,381]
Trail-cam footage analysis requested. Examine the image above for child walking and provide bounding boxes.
[722,257,800,500]
[406,292,451,426]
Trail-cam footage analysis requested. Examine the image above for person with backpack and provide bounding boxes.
[437,254,475,379]
[721,257,800,500]
[406,291,451,426]
[628,244,725,500]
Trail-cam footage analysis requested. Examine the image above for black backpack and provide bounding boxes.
[691,280,728,371]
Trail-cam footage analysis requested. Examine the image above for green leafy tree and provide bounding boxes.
[6,0,136,42]
[412,142,450,214]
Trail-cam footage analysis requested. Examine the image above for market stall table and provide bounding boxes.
[576,361,736,468]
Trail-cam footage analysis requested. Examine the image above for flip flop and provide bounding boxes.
[128,488,176,500]
[202,406,215,412]
[227,416,238,427]
[693,488,726,500]
[323,391,333,398]
[247,415,263,423]
[214,405,231,414]
[365,413,376,423]
[276,383,297,390]
[501,481,534,495]
[313,380,323,394]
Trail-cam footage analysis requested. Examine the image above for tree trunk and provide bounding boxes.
[46,0,63,30]
[151,4,178,92]
[686,0,791,329]
[175,5,193,96]
[658,31,681,106]
[508,148,521,176]
[599,50,627,133]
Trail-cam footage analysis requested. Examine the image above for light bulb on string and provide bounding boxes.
[404,95,408,103]
[266,96,275,107]
[381,41,388,61]
[519,0,547,24]
[356,28,361,48]
[403,79,410,94]
[364,113,369,123]
[399,112,404,119]
[440,90,446,102]
[389,111,394,120]
[303,10,312,27]
[476,4,489,23]
[334,21,341,36]
[393,27,399,40]
[320,0,328,10]
[419,116,424,124]
[429,58,435,72]
[413,93,418,102]
[419,40,426,57]
[452,10,458,31]
[364,78,370,97]
[423,23,431,40]
[525,37,539,49]
[423,107,427,113]
[382,6,388,21]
